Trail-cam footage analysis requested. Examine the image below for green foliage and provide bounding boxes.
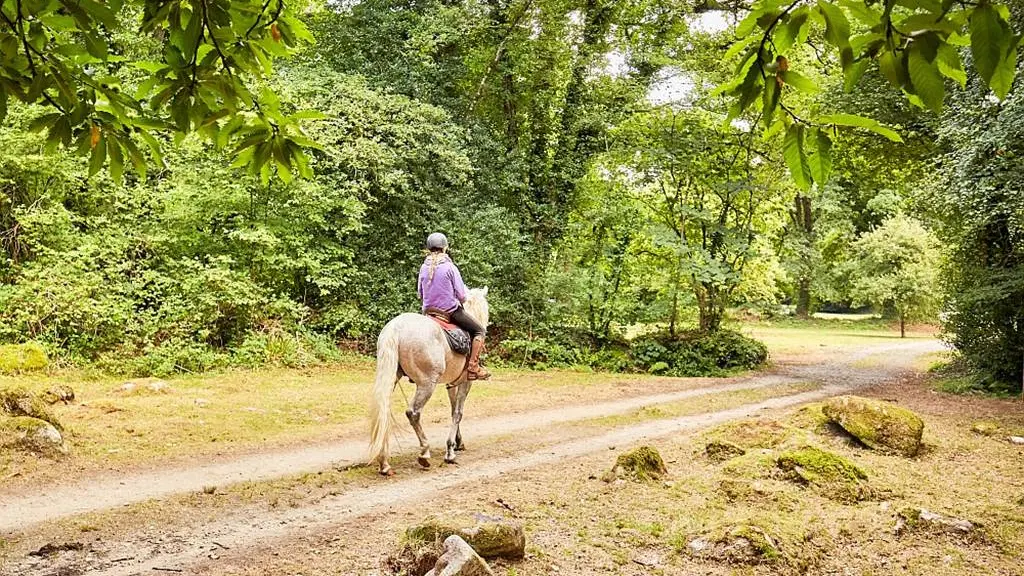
[848,215,941,335]
[722,0,1020,191]
[934,59,1024,392]
[631,330,769,376]
[0,0,317,180]
[0,342,48,374]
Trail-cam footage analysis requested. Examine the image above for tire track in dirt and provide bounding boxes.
[4,340,944,576]
[0,376,799,532]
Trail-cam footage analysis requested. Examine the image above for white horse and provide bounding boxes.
[368,287,490,476]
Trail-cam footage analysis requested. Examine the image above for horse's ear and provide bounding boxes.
[482,286,489,296]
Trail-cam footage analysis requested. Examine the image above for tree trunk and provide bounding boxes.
[900,314,906,338]
[795,277,811,319]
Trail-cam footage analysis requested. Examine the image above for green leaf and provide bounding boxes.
[724,36,759,61]
[970,3,1013,98]
[775,8,810,53]
[808,128,832,184]
[783,124,812,191]
[844,58,870,91]
[818,1,851,50]
[107,136,124,184]
[908,41,945,113]
[89,135,106,177]
[762,76,780,128]
[990,42,1017,100]
[936,42,967,87]
[838,0,882,25]
[0,84,6,123]
[879,49,908,88]
[779,70,820,93]
[820,113,904,142]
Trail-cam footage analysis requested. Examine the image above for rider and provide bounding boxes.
[418,232,491,380]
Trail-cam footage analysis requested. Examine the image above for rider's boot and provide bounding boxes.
[467,337,491,380]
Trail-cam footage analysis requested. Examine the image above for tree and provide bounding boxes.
[720,0,1020,191]
[0,0,317,181]
[621,108,786,333]
[849,215,940,337]
[934,56,1024,391]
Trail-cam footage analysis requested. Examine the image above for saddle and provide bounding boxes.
[424,310,471,355]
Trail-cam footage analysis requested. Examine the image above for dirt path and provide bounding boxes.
[2,339,943,576]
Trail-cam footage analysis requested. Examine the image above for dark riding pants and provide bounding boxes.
[450,306,486,340]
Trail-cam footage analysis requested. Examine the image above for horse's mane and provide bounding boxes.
[463,287,490,328]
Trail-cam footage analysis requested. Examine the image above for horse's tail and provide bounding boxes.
[368,322,400,467]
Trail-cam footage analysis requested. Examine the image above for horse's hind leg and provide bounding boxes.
[445,380,472,464]
[407,381,437,468]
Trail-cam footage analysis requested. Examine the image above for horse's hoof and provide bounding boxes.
[444,458,458,465]
[380,467,394,477]
[417,457,431,468]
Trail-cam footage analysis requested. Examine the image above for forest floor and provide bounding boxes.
[4,323,1022,576]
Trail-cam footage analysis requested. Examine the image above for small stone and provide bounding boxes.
[1008,436,1024,445]
[424,535,494,576]
[41,385,75,405]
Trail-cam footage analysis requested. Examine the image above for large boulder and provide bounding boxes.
[425,536,494,576]
[0,342,48,374]
[0,386,61,429]
[407,511,525,560]
[0,416,66,453]
[602,445,668,482]
[822,395,924,457]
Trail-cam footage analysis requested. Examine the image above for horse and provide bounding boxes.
[368,287,490,476]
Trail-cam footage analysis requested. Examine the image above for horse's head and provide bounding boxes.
[463,287,490,329]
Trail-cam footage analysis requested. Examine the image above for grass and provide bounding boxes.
[0,320,935,485]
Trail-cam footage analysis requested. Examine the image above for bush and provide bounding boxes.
[0,343,49,374]
[630,330,768,376]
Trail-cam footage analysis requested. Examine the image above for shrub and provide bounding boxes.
[630,330,768,376]
[0,343,49,374]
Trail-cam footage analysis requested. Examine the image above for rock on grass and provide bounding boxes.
[602,445,668,482]
[823,395,924,457]
[0,343,48,374]
[0,386,61,429]
[896,508,977,538]
[688,524,781,564]
[776,446,871,502]
[425,535,494,576]
[0,416,66,454]
[705,440,746,463]
[406,511,525,560]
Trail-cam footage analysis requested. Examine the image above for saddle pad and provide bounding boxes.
[427,315,471,355]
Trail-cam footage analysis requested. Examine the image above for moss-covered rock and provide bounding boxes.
[0,416,66,453]
[705,440,745,462]
[970,421,1000,436]
[602,445,668,482]
[41,385,75,405]
[0,387,61,429]
[406,511,525,560]
[776,446,870,502]
[687,524,781,564]
[822,395,924,457]
[0,343,48,374]
[896,508,977,538]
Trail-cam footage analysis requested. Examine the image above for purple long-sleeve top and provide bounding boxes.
[418,254,467,313]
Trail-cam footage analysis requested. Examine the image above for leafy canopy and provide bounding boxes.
[722,0,1020,191]
[0,0,317,183]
